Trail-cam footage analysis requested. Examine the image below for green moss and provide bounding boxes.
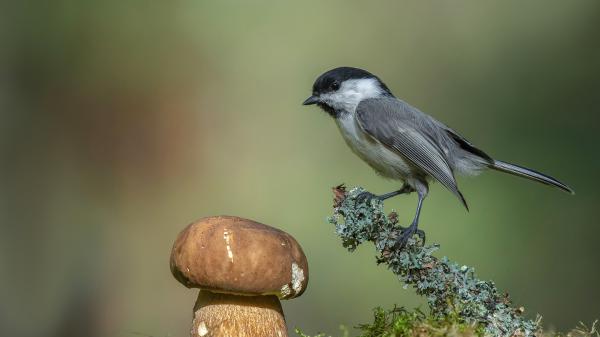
[355,307,483,337]
[296,307,598,337]
[295,306,483,337]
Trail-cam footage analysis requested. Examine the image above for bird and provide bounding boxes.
[303,66,573,248]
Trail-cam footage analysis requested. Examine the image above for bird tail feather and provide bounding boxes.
[490,160,574,194]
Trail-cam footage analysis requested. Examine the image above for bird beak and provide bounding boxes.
[302,95,319,106]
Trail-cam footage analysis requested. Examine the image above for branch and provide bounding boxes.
[328,185,539,337]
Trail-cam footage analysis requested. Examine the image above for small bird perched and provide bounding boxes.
[303,66,573,248]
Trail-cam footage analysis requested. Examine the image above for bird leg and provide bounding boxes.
[356,184,414,203]
[394,192,426,249]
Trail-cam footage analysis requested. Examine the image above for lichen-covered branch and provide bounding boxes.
[328,185,539,337]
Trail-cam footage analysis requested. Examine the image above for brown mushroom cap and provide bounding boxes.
[170,215,308,299]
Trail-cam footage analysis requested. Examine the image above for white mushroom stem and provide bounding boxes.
[192,291,287,337]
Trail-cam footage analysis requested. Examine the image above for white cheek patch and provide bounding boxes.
[321,78,383,113]
[347,78,384,98]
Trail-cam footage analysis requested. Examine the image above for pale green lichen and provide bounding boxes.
[327,185,539,337]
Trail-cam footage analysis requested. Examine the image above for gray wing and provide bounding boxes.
[356,98,468,209]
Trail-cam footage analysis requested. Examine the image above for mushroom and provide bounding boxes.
[170,215,309,337]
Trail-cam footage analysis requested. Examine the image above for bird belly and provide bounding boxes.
[336,115,412,180]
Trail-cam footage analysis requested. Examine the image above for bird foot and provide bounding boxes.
[393,223,426,250]
[356,191,382,204]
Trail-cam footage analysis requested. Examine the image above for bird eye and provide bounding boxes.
[331,81,340,90]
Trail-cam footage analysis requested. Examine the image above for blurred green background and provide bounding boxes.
[1,1,599,336]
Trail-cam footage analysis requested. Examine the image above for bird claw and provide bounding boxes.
[394,223,426,250]
[356,189,426,250]
[356,191,380,204]
[416,229,426,243]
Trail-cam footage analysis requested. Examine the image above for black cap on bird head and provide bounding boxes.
[302,67,393,116]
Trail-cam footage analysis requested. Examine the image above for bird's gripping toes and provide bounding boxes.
[303,66,573,249]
